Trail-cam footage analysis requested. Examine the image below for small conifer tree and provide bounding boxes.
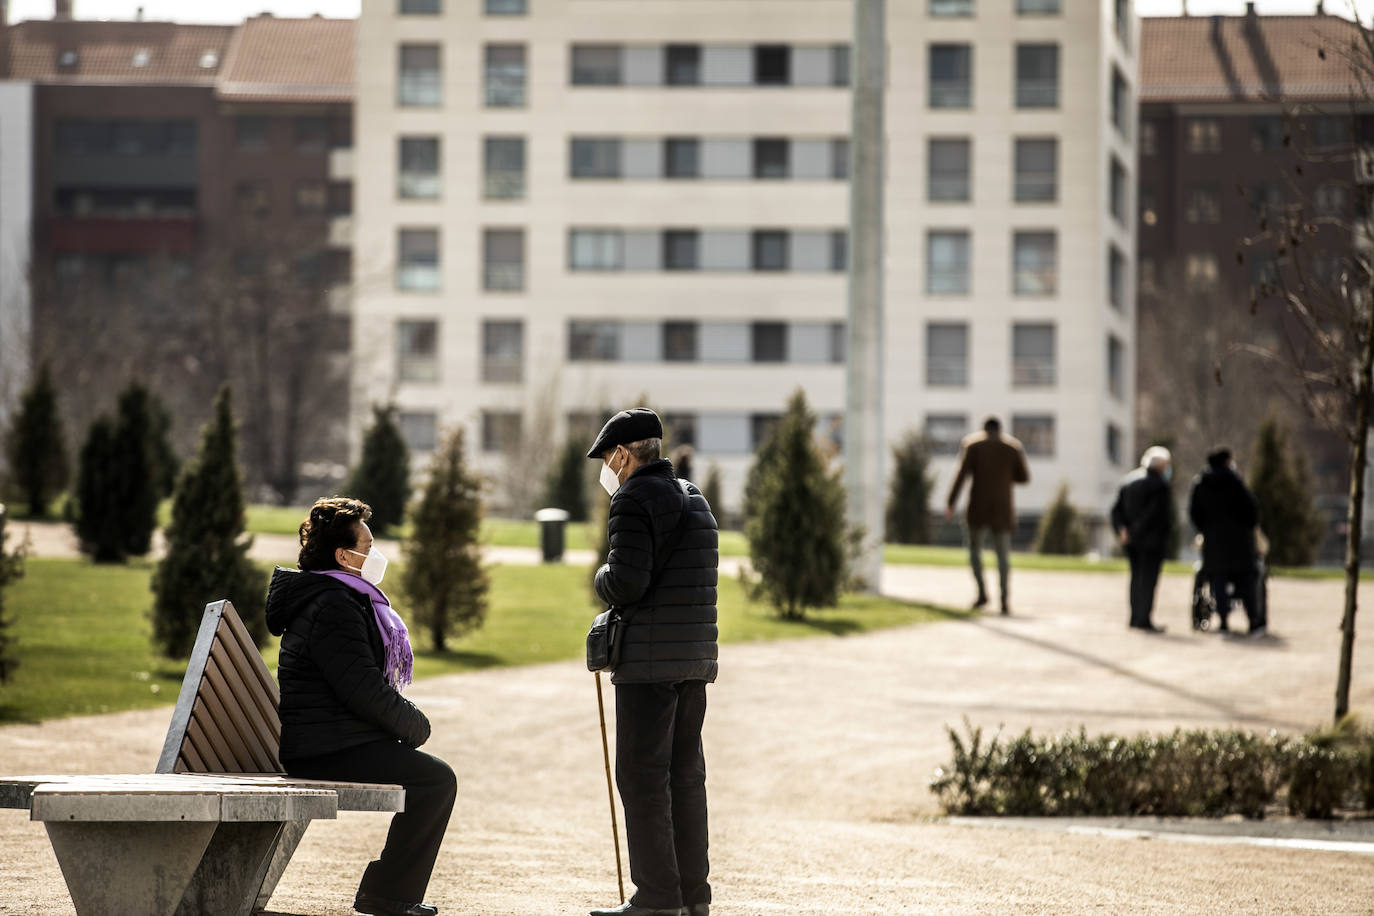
[544,439,590,522]
[1034,484,1088,556]
[114,384,161,556]
[886,431,936,545]
[74,417,126,562]
[745,390,848,619]
[146,393,179,499]
[403,427,489,651]
[588,488,611,606]
[1248,416,1321,567]
[348,405,411,535]
[0,504,26,685]
[4,362,68,518]
[702,463,725,528]
[151,388,267,657]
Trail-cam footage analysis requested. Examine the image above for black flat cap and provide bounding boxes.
[586,408,664,458]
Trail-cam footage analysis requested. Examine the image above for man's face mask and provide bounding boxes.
[600,448,625,496]
[343,545,388,586]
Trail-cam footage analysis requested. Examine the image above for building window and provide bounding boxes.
[570,138,622,178]
[1140,121,1157,156]
[754,45,790,85]
[1012,323,1055,387]
[664,321,698,361]
[328,182,353,216]
[482,319,523,383]
[1012,414,1055,458]
[1251,183,1283,218]
[481,411,522,453]
[1115,0,1131,50]
[666,44,701,85]
[1110,156,1128,225]
[928,138,971,202]
[1313,115,1351,148]
[1014,138,1057,202]
[1108,334,1125,400]
[752,322,787,361]
[925,414,968,456]
[399,44,442,107]
[571,45,622,85]
[399,136,441,199]
[931,0,974,15]
[294,181,327,216]
[398,228,440,291]
[485,0,526,14]
[1186,118,1222,153]
[1015,44,1059,108]
[1013,231,1056,296]
[235,116,267,151]
[569,229,623,270]
[484,229,525,291]
[398,412,438,453]
[1185,253,1219,294]
[662,413,698,447]
[929,44,972,109]
[1184,184,1221,224]
[832,138,850,179]
[1251,115,1284,152]
[485,44,526,107]
[830,231,848,272]
[1139,257,1157,295]
[664,230,700,270]
[664,138,700,179]
[1106,423,1123,466]
[235,180,270,220]
[400,0,440,12]
[396,318,439,381]
[294,116,329,153]
[1017,0,1060,12]
[753,138,789,179]
[1316,182,1349,217]
[927,230,970,295]
[926,322,969,387]
[1111,67,1130,139]
[832,44,851,87]
[751,413,783,449]
[1109,244,1126,311]
[569,320,620,360]
[484,136,525,200]
[752,231,788,271]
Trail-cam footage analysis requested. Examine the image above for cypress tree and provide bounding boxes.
[745,390,848,619]
[1248,416,1321,567]
[151,388,267,657]
[0,505,25,685]
[146,392,179,499]
[348,405,411,535]
[74,417,126,562]
[702,463,725,528]
[1033,484,1088,555]
[113,384,161,556]
[886,431,936,545]
[4,362,69,518]
[403,427,489,652]
[544,439,590,522]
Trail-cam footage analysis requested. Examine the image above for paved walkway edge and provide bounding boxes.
[946,816,1374,855]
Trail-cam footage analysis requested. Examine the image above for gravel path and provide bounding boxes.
[2,550,1374,913]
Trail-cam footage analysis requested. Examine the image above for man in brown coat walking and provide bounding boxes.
[945,417,1031,613]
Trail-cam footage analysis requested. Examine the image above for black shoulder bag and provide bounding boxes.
[587,480,691,672]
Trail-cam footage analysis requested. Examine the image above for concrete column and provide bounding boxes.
[44,821,217,916]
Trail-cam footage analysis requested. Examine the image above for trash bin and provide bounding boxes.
[534,508,571,563]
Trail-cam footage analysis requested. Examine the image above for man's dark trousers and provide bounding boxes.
[615,680,710,911]
[1127,546,1164,628]
[1210,567,1261,631]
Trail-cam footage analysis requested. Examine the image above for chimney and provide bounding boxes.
[1245,1,1257,16]
[55,0,72,20]
[136,5,143,20]
[1316,0,1325,14]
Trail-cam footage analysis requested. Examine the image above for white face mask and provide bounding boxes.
[344,546,388,586]
[600,450,624,497]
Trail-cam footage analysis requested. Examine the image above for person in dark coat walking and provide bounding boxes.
[1111,446,1174,633]
[587,408,719,916]
[1188,447,1264,636]
[944,417,1031,613]
[266,497,455,916]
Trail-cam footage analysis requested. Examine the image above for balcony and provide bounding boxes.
[47,215,197,253]
[329,147,354,182]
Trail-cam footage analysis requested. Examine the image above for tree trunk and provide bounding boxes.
[1335,296,1374,721]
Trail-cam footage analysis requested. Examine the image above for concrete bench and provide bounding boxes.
[0,599,405,916]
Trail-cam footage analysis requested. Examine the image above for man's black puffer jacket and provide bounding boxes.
[265,567,430,761]
[595,459,719,685]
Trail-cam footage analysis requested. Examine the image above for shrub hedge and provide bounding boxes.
[930,718,1374,819]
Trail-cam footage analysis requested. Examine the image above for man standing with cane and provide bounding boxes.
[587,408,719,916]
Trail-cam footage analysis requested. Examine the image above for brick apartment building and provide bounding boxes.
[0,4,354,502]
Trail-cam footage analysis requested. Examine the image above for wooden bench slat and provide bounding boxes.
[186,715,229,773]
[221,601,281,708]
[211,633,283,767]
[195,675,261,773]
[203,656,276,773]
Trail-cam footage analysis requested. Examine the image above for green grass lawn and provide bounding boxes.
[0,558,961,724]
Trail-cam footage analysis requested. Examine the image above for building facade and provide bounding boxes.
[0,77,32,429]
[354,0,1138,521]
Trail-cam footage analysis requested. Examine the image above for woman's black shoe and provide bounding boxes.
[353,892,438,916]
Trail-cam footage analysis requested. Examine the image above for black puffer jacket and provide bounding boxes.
[594,459,719,685]
[1188,466,1259,572]
[265,567,430,761]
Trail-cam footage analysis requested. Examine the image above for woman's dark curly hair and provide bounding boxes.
[298,497,372,572]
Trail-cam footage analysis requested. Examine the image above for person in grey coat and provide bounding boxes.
[587,408,719,916]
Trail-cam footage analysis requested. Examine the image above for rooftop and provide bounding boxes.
[215,15,353,104]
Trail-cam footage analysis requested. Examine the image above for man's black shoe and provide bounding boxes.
[588,904,686,916]
[353,892,438,916]
[973,595,989,610]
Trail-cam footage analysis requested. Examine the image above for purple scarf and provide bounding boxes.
[314,570,414,690]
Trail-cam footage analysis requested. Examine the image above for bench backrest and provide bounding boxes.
[156,600,284,775]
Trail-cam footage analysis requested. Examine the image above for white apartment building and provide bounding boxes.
[0,79,33,431]
[354,0,1137,522]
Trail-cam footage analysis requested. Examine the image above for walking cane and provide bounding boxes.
[595,671,626,904]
